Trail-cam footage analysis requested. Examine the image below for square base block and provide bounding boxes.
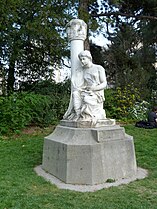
[42,125,137,185]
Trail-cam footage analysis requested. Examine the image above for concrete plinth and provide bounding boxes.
[42,122,137,185]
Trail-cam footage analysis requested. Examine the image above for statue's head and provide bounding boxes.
[78,50,92,61]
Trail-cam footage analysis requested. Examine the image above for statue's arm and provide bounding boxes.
[91,66,107,91]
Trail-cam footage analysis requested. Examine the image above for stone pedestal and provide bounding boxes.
[42,121,137,185]
[41,19,138,187]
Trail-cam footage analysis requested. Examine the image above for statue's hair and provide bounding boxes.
[78,50,92,60]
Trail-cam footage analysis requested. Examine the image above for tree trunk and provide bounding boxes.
[78,0,90,50]
[7,55,15,93]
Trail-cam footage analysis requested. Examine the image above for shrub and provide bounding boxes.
[104,85,142,121]
[20,79,71,96]
[0,92,69,134]
[0,93,32,134]
[128,101,151,121]
[104,88,118,119]
[30,80,71,121]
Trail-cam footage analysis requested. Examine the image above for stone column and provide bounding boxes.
[66,19,87,80]
[63,19,87,120]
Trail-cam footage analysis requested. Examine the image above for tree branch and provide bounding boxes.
[91,12,157,21]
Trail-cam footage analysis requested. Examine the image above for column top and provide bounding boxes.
[66,19,87,41]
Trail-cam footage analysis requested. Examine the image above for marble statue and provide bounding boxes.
[64,50,107,123]
[41,19,138,188]
[66,19,87,41]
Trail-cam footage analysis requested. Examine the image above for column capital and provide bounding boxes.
[66,19,87,41]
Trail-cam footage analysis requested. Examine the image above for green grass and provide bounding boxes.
[1,125,157,209]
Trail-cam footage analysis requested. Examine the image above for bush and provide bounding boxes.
[0,92,69,134]
[128,101,151,121]
[104,88,118,119]
[104,85,144,121]
[29,80,71,121]
[0,93,32,134]
[19,79,71,96]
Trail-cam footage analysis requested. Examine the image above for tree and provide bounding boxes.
[77,0,100,50]
[0,0,74,92]
[100,23,156,99]
[86,0,157,100]
[1,0,156,94]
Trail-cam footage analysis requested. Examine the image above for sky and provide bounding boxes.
[91,33,110,47]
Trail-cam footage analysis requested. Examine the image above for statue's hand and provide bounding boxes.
[81,86,87,90]
[80,86,91,92]
[86,85,97,91]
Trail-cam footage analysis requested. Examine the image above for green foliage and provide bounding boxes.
[31,79,71,96]
[150,90,157,105]
[0,0,73,91]
[101,23,157,99]
[0,79,70,134]
[115,85,141,119]
[0,93,47,134]
[128,101,151,121]
[0,90,69,134]
[21,79,71,120]
[104,85,143,120]
[104,88,118,119]
[0,94,32,134]
[106,178,116,183]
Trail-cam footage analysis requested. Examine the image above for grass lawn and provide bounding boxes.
[1,125,157,209]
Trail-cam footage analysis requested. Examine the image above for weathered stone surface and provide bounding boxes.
[42,124,137,185]
[60,119,116,128]
[35,166,147,192]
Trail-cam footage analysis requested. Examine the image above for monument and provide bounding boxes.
[39,19,140,189]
